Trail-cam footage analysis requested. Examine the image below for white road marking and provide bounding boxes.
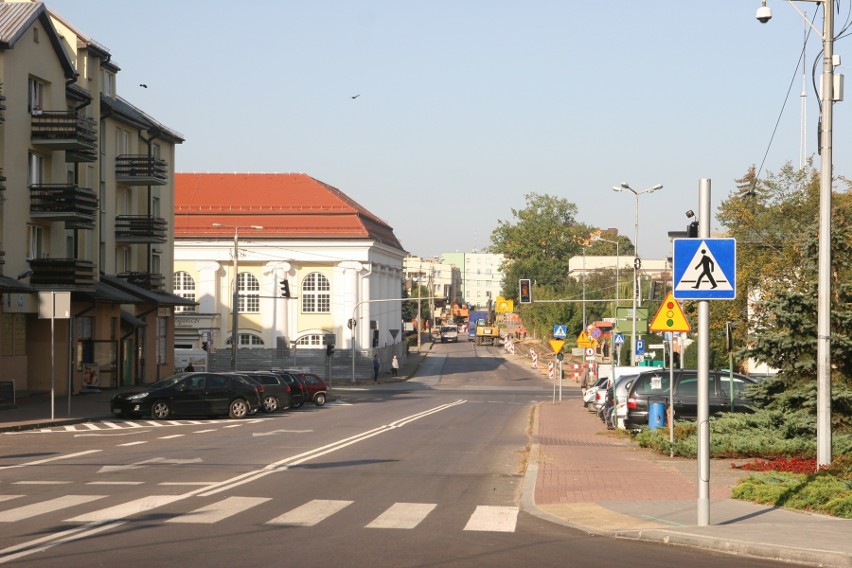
[266,499,353,527]
[0,496,23,503]
[191,429,217,434]
[159,434,184,439]
[366,502,437,529]
[11,481,71,485]
[0,450,101,471]
[167,496,270,524]
[463,505,518,532]
[0,495,106,522]
[157,482,215,486]
[116,441,147,447]
[86,482,144,486]
[65,495,184,523]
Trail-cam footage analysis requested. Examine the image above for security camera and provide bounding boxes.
[756,5,772,23]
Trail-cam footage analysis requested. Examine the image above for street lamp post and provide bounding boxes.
[212,223,263,371]
[593,235,620,364]
[612,182,662,366]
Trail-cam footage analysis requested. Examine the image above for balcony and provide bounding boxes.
[115,155,168,186]
[30,184,98,229]
[0,169,5,192]
[118,271,165,292]
[31,111,97,161]
[29,258,96,290]
[0,250,4,267]
[115,215,167,243]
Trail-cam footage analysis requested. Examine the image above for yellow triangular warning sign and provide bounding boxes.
[649,292,691,333]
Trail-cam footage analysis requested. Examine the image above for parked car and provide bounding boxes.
[278,370,328,406]
[268,371,307,408]
[582,376,610,411]
[624,368,757,429]
[110,372,261,419]
[238,371,294,413]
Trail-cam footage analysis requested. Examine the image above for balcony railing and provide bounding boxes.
[0,169,5,193]
[30,184,98,228]
[0,250,5,267]
[29,258,96,289]
[115,155,168,186]
[115,215,168,243]
[118,271,165,292]
[31,111,97,157]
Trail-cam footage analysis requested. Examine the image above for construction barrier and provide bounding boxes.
[530,349,538,369]
[548,361,554,379]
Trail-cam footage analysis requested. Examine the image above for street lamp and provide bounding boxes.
[612,182,663,366]
[212,223,263,371]
[593,235,620,364]
[756,0,835,467]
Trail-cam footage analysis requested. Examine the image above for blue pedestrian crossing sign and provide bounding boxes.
[553,324,567,339]
[673,238,736,300]
[613,333,625,345]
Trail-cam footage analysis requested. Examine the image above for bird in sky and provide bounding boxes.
[351,94,360,99]
[139,83,148,88]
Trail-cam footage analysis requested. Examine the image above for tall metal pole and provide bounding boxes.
[697,178,712,526]
[816,0,834,468]
[230,228,239,371]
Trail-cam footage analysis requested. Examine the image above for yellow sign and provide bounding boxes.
[495,298,514,313]
[649,292,692,332]
[549,339,565,354]
[576,331,597,348]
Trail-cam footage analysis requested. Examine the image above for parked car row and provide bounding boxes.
[582,367,758,430]
[110,369,328,420]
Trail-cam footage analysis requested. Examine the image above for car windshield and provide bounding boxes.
[147,375,188,389]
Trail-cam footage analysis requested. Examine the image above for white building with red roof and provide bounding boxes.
[173,173,407,376]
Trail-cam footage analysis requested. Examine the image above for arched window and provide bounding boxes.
[238,272,260,313]
[296,334,331,348]
[225,333,265,347]
[173,271,196,313]
[301,272,330,313]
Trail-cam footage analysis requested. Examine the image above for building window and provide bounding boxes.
[28,78,44,113]
[237,272,260,313]
[301,273,330,313]
[295,334,329,348]
[173,272,197,312]
[27,225,45,260]
[226,333,265,347]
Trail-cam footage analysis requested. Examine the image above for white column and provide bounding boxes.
[195,261,221,314]
[263,262,292,347]
[338,261,363,348]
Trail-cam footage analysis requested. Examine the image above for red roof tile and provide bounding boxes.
[174,173,403,249]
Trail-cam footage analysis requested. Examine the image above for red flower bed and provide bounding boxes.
[734,456,818,474]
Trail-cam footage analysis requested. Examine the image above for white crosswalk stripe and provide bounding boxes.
[0,495,106,522]
[0,494,518,533]
[463,505,519,532]
[167,496,271,524]
[365,502,437,529]
[266,499,353,527]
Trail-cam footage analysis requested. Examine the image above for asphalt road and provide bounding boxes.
[0,340,789,567]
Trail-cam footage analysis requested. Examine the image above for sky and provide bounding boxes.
[44,0,852,261]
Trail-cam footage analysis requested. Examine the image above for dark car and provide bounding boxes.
[110,372,261,419]
[278,371,328,407]
[624,368,757,429]
[237,372,294,413]
[273,372,307,408]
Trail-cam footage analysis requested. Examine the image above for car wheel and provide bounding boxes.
[151,400,171,420]
[229,398,250,419]
[293,400,304,409]
[313,393,326,407]
[262,395,278,413]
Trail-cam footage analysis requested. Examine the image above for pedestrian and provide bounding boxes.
[372,355,380,383]
[391,355,399,377]
[185,363,194,372]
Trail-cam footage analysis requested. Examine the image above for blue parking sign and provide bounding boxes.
[636,339,645,355]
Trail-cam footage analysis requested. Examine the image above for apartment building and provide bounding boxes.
[440,252,505,310]
[0,1,189,395]
[172,173,406,371]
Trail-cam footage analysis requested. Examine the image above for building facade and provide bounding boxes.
[0,1,188,396]
[172,173,406,376]
[440,252,505,310]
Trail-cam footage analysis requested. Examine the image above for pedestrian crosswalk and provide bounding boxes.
[0,493,519,533]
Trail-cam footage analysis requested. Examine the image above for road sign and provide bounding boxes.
[613,333,625,345]
[673,238,736,300]
[549,339,565,354]
[584,347,595,357]
[590,327,602,339]
[495,298,514,313]
[635,339,645,355]
[553,324,567,339]
[615,306,649,333]
[649,292,692,332]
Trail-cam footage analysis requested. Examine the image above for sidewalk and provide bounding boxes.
[524,391,852,568]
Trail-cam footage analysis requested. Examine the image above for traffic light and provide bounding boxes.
[280,279,291,298]
[519,279,532,304]
[687,220,699,238]
[326,344,334,356]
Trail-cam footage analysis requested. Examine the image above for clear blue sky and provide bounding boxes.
[46,0,851,260]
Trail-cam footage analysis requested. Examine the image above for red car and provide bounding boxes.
[278,371,328,407]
